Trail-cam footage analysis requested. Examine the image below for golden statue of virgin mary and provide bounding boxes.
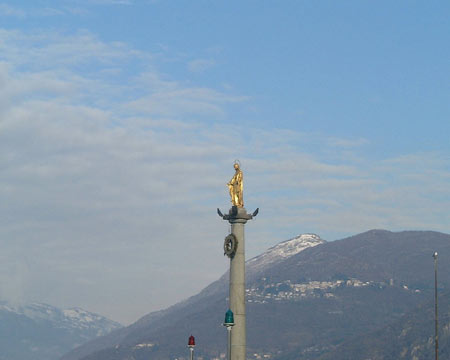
[227,162,244,207]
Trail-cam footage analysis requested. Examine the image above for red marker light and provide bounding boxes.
[188,335,195,347]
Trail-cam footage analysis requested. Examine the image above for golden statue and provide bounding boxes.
[228,162,244,207]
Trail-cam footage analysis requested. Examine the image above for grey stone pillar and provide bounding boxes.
[220,206,255,360]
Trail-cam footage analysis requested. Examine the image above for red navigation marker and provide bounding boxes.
[188,335,195,347]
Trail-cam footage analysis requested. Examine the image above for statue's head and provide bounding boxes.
[234,162,240,170]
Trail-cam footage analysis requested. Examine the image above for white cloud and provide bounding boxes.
[0,3,72,18]
[126,87,248,117]
[0,30,144,71]
[188,58,216,73]
[1,28,449,324]
[327,136,369,148]
[84,0,134,5]
[0,3,25,17]
[36,7,66,16]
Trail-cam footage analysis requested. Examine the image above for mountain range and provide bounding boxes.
[61,230,450,360]
[0,301,121,360]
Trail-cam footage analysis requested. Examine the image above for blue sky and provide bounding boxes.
[0,1,449,324]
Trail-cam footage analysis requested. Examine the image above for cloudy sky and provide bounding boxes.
[0,0,449,324]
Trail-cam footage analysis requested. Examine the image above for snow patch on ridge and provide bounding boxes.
[0,301,121,333]
[64,308,96,323]
[247,234,325,274]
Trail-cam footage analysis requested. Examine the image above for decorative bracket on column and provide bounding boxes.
[217,206,259,221]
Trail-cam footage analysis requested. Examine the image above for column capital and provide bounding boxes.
[217,206,258,223]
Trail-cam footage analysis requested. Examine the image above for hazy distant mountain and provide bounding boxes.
[0,302,121,360]
[62,230,450,360]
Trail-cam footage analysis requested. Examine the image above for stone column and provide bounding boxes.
[221,206,254,360]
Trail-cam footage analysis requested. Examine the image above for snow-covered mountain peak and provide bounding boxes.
[0,300,122,360]
[247,233,325,274]
[271,233,324,258]
[64,308,101,323]
[0,301,121,332]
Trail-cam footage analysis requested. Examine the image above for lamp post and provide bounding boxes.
[223,309,235,360]
[433,252,438,360]
[188,335,195,360]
